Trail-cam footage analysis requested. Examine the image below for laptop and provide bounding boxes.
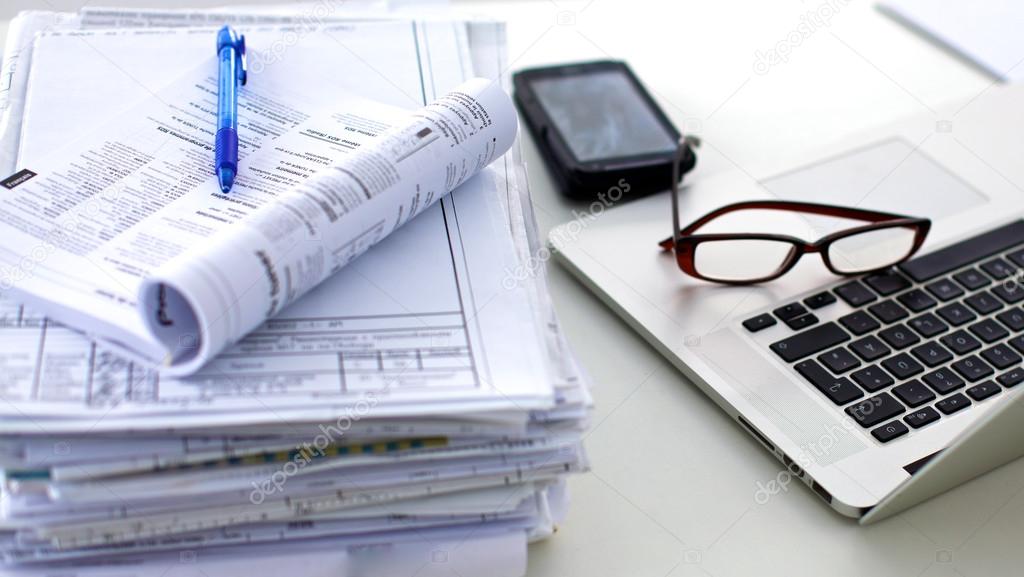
[549,84,1024,522]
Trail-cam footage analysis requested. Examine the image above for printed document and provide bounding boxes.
[0,23,553,421]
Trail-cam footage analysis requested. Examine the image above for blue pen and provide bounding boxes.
[215,26,247,193]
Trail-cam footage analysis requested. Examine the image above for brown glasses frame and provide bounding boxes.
[657,143,932,285]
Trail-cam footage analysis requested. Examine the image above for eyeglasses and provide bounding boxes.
[658,140,932,285]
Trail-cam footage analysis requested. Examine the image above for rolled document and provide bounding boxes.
[139,78,517,375]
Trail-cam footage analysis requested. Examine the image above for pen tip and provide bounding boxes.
[218,167,235,193]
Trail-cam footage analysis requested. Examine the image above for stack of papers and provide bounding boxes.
[0,7,590,576]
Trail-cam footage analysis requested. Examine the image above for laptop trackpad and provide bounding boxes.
[760,138,987,219]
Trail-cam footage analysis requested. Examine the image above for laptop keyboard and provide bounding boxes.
[746,220,1024,445]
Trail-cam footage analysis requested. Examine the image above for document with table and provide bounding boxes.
[0,10,590,576]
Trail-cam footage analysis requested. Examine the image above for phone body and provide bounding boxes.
[513,60,696,200]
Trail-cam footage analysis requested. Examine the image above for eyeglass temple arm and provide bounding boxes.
[660,200,919,250]
[670,138,685,246]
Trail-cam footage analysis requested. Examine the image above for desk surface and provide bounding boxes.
[4,2,1024,575]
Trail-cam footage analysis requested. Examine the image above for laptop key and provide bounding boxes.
[892,379,936,408]
[941,330,982,355]
[953,268,991,291]
[980,344,1022,370]
[992,282,1024,304]
[967,380,1001,401]
[897,289,937,312]
[910,342,953,367]
[1009,335,1024,355]
[952,355,995,382]
[794,358,833,387]
[936,393,972,415]
[879,324,920,349]
[881,353,924,379]
[773,303,808,322]
[981,257,1016,279]
[864,271,911,296]
[908,313,948,338]
[936,302,976,327]
[923,368,965,394]
[835,280,877,307]
[871,421,909,443]
[804,291,837,310]
[770,322,851,363]
[743,314,777,333]
[849,335,890,362]
[965,291,1003,315]
[1008,248,1024,268]
[996,308,1024,332]
[846,393,905,428]
[997,368,1024,388]
[785,313,818,330]
[851,365,895,392]
[839,311,880,336]
[794,360,864,405]
[969,318,1009,343]
[925,278,964,301]
[818,347,861,374]
[869,300,909,324]
[904,406,941,429]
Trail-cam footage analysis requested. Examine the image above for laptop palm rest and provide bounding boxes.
[697,327,869,468]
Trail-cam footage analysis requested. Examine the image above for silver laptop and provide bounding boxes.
[549,84,1024,523]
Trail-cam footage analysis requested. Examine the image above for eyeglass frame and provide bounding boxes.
[658,140,932,285]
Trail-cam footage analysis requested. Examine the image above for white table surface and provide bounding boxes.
[458,2,1024,577]
[4,2,1024,576]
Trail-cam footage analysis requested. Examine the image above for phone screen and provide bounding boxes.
[530,70,677,162]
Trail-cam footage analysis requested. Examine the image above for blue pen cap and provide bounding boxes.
[216,25,247,85]
[216,25,239,53]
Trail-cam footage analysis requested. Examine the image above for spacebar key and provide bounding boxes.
[770,322,850,363]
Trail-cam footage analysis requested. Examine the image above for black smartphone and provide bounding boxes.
[513,60,696,201]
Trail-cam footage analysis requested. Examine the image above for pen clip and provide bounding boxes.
[237,34,247,86]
